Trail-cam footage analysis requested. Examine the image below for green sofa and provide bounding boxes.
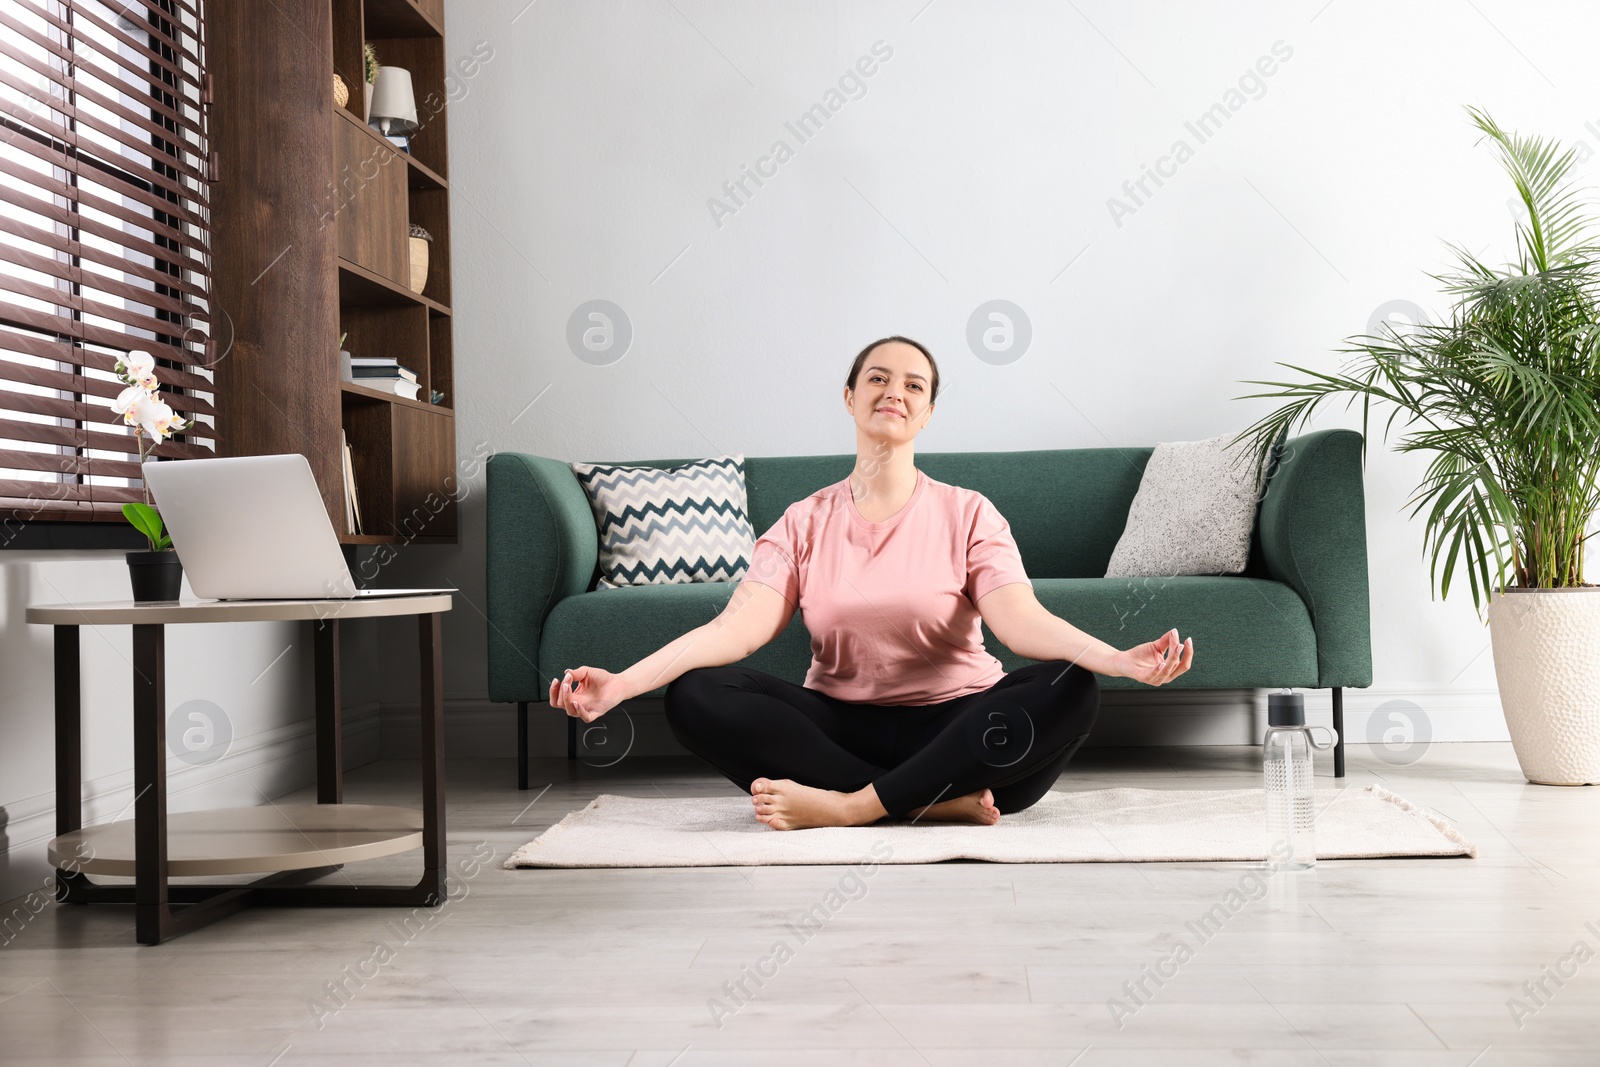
[486,429,1373,787]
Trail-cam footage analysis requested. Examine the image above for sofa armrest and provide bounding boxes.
[1257,428,1373,689]
[486,452,599,702]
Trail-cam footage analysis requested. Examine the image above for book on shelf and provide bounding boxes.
[350,365,417,383]
[340,430,362,535]
[356,376,422,401]
[350,445,363,533]
[342,357,418,383]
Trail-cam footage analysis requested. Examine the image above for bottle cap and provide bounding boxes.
[1267,691,1305,727]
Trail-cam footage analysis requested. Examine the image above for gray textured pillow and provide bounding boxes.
[1104,431,1275,578]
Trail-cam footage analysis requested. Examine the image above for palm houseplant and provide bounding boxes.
[1231,106,1600,785]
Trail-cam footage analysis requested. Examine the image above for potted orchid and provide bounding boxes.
[110,349,189,602]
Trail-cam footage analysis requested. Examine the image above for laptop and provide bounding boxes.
[142,454,456,600]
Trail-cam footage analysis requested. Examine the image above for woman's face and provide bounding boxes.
[845,341,934,442]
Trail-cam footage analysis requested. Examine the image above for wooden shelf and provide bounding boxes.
[335,102,383,142]
[363,0,441,39]
[333,108,446,190]
[338,257,450,314]
[339,533,455,545]
[406,152,447,191]
[48,804,423,877]
[215,0,456,547]
[341,379,452,414]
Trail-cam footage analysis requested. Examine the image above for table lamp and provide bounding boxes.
[369,65,418,148]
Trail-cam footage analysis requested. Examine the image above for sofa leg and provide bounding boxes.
[517,702,529,790]
[1331,687,1346,779]
[567,715,577,761]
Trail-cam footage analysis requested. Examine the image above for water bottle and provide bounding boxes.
[1263,691,1338,871]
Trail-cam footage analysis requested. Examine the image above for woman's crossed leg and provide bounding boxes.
[663,662,1099,830]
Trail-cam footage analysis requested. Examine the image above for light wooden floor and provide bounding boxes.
[3,742,1598,1065]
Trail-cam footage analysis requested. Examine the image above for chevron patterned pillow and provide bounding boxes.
[570,453,757,589]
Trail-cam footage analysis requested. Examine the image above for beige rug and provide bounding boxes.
[503,784,1477,868]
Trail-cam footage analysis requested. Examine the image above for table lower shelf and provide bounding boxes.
[49,803,424,877]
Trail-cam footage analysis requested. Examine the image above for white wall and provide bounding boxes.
[8,2,1591,892]
[407,0,1600,756]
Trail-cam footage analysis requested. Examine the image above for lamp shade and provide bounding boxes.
[369,66,417,135]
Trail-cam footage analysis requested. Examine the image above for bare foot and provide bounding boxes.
[750,778,881,831]
[905,788,1001,826]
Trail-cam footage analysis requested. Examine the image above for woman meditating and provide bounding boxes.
[548,336,1195,830]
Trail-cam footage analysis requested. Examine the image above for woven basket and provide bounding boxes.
[408,236,429,295]
[333,74,349,108]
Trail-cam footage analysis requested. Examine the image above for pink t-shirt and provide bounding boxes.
[743,467,1032,706]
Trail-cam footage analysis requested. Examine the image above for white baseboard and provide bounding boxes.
[1264,684,1510,745]
[1096,686,1510,747]
[377,685,1511,761]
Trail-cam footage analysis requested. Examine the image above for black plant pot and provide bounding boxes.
[126,551,183,603]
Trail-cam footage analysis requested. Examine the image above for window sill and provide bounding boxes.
[1,522,148,554]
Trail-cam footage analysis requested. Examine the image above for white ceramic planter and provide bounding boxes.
[1487,587,1600,785]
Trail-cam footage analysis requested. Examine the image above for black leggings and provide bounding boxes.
[662,661,1100,819]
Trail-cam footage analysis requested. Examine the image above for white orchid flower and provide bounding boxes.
[119,349,155,379]
[111,384,146,417]
[115,349,159,390]
[128,392,161,437]
[127,393,185,441]
[111,349,186,451]
[121,395,162,441]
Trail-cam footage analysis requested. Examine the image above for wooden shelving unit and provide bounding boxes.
[211,0,456,544]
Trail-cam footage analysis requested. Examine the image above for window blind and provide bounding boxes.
[0,0,213,526]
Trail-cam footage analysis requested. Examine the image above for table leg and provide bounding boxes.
[54,625,84,902]
[418,612,446,904]
[315,619,342,803]
[55,626,80,838]
[132,624,169,945]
